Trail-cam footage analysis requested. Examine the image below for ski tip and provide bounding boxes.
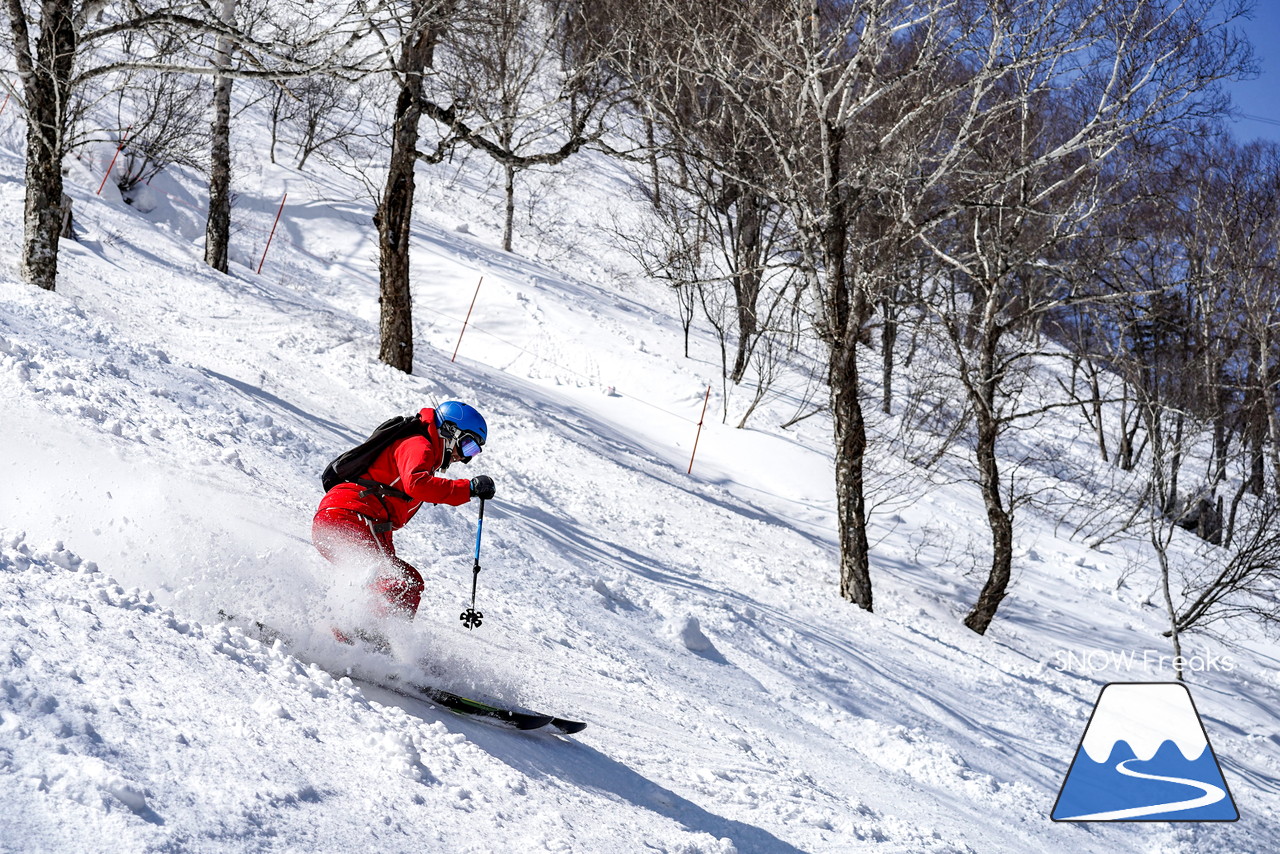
[513,714,557,731]
[551,719,588,735]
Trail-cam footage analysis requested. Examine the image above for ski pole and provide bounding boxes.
[460,498,485,629]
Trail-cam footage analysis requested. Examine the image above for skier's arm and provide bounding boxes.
[395,436,471,506]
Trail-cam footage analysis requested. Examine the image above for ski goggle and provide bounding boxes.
[457,432,483,461]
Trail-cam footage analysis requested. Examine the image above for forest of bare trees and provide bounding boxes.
[3,0,1277,646]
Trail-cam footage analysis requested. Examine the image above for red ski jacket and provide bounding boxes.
[317,408,472,532]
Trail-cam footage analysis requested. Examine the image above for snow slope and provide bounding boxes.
[1,101,1279,854]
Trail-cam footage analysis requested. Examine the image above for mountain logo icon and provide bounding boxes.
[1051,682,1239,822]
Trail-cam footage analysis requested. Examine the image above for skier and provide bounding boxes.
[312,401,496,639]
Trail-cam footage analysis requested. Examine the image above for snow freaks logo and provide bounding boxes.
[1051,683,1239,822]
[1054,648,1236,675]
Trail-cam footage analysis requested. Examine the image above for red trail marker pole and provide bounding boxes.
[96,126,132,195]
[451,276,484,362]
[0,93,10,116]
[256,192,288,274]
[687,384,712,474]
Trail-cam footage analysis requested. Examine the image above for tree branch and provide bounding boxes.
[416,97,598,167]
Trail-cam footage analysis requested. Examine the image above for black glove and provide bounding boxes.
[469,475,495,500]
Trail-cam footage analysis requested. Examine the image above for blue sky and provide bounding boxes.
[1226,2,1280,144]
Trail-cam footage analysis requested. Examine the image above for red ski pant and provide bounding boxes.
[311,506,424,617]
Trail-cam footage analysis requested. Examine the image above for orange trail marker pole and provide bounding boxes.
[688,384,712,474]
[451,276,484,362]
[96,126,132,195]
[256,192,287,274]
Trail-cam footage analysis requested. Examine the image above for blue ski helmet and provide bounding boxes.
[435,400,488,448]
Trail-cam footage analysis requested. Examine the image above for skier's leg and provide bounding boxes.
[312,506,420,620]
[311,506,376,564]
[369,554,424,618]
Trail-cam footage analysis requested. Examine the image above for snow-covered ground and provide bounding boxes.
[1,98,1279,854]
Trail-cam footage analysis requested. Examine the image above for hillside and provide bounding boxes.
[1,99,1278,853]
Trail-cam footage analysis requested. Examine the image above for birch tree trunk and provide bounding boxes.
[832,331,873,610]
[205,0,236,273]
[963,356,1014,635]
[819,119,873,612]
[728,184,763,385]
[502,162,516,253]
[9,0,77,291]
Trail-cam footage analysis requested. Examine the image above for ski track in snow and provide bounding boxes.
[0,100,1278,854]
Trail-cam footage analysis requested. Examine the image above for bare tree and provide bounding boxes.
[292,76,366,170]
[607,1,793,390]
[3,0,82,290]
[1107,134,1280,543]
[1086,132,1280,668]
[593,0,998,611]
[613,147,803,425]
[1170,497,1280,636]
[912,0,1249,635]
[1222,143,1280,499]
[202,1,367,272]
[107,68,207,201]
[204,0,236,272]
[0,0,359,290]
[419,0,614,253]
[361,0,457,372]
[1141,424,1280,680]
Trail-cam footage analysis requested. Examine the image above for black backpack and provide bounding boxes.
[321,414,430,493]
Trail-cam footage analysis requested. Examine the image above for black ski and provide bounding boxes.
[383,682,554,730]
[374,679,586,734]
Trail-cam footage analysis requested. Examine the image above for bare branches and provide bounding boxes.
[1172,497,1280,635]
[417,96,596,168]
[415,0,618,251]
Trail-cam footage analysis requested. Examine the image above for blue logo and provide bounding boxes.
[1052,682,1238,822]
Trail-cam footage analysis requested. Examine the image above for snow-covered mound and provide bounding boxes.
[1,96,1279,853]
